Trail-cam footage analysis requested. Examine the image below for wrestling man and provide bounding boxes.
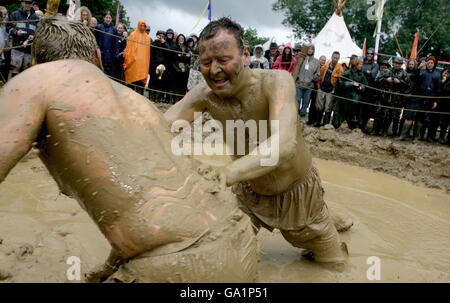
[0,17,258,282]
[165,18,351,266]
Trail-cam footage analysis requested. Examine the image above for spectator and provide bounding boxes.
[32,1,39,12]
[294,42,320,117]
[115,23,127,80]
[165,28,177,50]
[149,30,169,102]
[171,33,191,103]
[123,20,151,96]
[437,68,450,144]
[272,43,296,74]
[313,51,344,127]
[187,35,205,92]
[264,42,279,69]
[75,6,92,27]
[0,6,9,83]
[95,11,119,77]
[370,58,391,135]
[278,45,284,55]
[406,56,441,141]
[374,56,410,137]
[337,57,368,129]
[90,17,97,29]
[359,48,379,132]
[307,55,327,125]
[7,0,38,78]
[35,10,43,21]
[249,45,269,69]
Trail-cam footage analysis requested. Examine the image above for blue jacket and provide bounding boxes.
[7,7,39,53]
[95,22,119,65]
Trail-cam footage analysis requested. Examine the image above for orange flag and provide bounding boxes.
[362,38,367,57]
[410,30,419,59]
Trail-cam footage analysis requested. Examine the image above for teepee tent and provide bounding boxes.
[313,0,362,59]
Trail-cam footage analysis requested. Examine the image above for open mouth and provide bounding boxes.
[212,77,229,88]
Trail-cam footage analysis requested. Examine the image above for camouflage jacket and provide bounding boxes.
[375,68,411,106]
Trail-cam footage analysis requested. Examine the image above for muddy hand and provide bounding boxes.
[197,164,227,193]
[84,263,117,283]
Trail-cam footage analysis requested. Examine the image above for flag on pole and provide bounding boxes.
[410,30,419,59]
[208,0,212,21]
[115,3,120,25]
[362,38,367,57]
[373,0,386,38]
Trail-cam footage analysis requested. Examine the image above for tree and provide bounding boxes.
[244,27,269,50]
[3,0,131,30]
[273,0,449,61]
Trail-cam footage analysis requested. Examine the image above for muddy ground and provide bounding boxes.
[0,101,448,283]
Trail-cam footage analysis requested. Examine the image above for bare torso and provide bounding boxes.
[187,69,312,195]
[18,60,236,258]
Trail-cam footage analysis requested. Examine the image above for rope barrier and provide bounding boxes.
[338,74,449,99]
[296,83,450,115]
[106,74,185,97]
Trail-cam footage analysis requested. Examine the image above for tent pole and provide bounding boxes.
[374,0,386,62]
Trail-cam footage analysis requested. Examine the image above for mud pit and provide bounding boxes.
[0,151,448,282]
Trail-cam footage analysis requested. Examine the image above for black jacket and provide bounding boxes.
[150,39,169,73]
[264,49,280,69]
[7,7,39,53]
[411,68,441,105]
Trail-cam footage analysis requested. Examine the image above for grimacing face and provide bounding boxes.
[199,30,248,97]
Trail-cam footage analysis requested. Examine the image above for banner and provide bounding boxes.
[362,38,367,57]
[410,30,419,59]
[115,3,120,25]
[208,0,212,21]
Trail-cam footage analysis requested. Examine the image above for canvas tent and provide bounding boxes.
[313,0,362,59]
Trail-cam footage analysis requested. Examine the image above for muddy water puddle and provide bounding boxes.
[0,156,448,282]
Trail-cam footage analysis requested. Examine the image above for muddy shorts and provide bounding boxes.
[106,210,258,283]
[11,49,31,69]
[232,165,343,262]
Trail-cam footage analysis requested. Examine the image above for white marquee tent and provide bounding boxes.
[313,12,362,60]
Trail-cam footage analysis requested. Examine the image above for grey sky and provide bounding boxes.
[121,0,294,45]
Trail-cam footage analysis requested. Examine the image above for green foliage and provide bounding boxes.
[2,1,131,30]
[273,0,449,61]
[244,27,269,49]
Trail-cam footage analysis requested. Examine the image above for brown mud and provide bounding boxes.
[0,102,448,282]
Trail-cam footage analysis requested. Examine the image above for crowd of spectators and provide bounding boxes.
[0,1,448,144]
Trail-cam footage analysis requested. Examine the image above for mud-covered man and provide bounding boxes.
[0,17,258,282]
[165,18,351,266]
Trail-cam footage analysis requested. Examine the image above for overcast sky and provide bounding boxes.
[121,0,295,45]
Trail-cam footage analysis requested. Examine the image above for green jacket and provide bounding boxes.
[338,69,368,103]
[375,67,411,107]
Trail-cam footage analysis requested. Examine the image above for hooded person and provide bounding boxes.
[123,20,151,96]
[249,45,269,69]
[272,43,297,74]
[294,42,320,117]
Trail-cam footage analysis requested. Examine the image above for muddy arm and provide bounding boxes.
[0,71,47,184]
[85,249,125,283]
[224,72,298,185]
[164,84,207,124]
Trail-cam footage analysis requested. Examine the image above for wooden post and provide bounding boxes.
[44,0,61,17]
[291,45,310,81]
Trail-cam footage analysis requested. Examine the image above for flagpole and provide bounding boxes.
[374,0,386,62]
